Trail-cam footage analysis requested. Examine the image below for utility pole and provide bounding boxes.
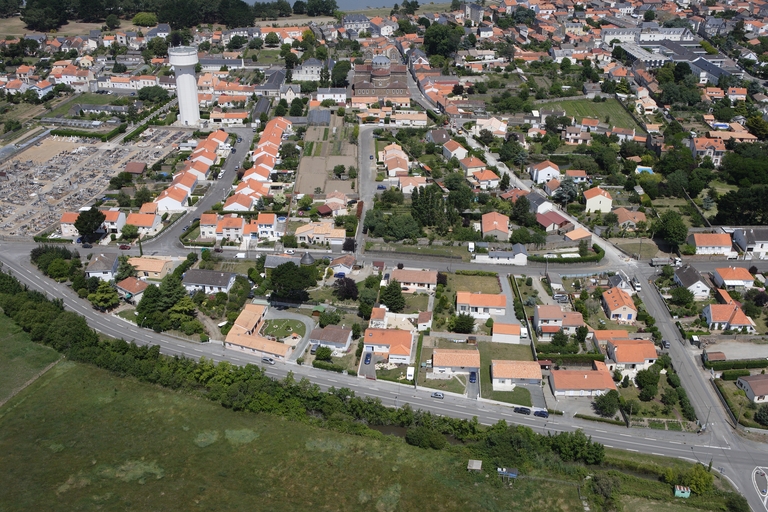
[628,402,633,428]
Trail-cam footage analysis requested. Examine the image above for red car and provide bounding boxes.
[119,244,131,250]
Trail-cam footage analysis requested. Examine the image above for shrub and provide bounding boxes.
[722,369,750,381]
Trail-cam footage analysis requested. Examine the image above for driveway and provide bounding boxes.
[498,273,521,324]
[358,350,378,379]
[530,276,556,305]
[467,375,479,399]
[264,308,316,362]
[518,382,547,409]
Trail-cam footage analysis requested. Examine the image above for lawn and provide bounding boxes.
[0,319,60,404]
[478,341,534,406]
[45,92,119,118]
[613,239,660,260]
[715,379,764,429]
[447,273,501,294]
[403,293,429,314]
[261,319,305,339]
[542,99,645,133]
[515,277,542,305]
[254,49,282,65]
[1,360,589,512]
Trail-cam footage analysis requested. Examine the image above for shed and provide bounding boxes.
[467,459,482,472]
[125,161,147,174]
[312,305,326,317]
[674,485,691,498]
[704,350,726,363]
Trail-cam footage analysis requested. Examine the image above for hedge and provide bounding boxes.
[123,123,149,142]
[721,369,751,381]
[51,123,127,142]
[528,244,605,264]
[312,359,357,376]
[455,270,497,277]
[704,359,768,371]
[538,353,605,364]
[33,235,73,243]
[574,413,626,426]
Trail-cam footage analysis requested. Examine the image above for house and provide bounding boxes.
[593,330,630,348]
[727,87,747,102]
[216,215,246,241]
[472,169,500,190]
[674,265,711,300]
[543,178,560,197]
[399,176,427,194]
[416,311,432,331]
[549,360,616,397]
[491,360,542,391]
[154,185,188,211]
[583,187,612,213]
[613,208,646,230]
[390,269,437,291]
[255,212,281,239]
[127,257,173,280]
[533,305,564,340]
[431,348,481,377]
[125,212,161,236]
[115,276,148,304]
[536,210,569,233]
[85,253,119,281]
[733,228,768,259]
[481,212,509,241]
[443,139,469,161]
[492,323,521,344]
[369,307,387,329]
[459,156,486,177]
[528,160,560,184]
[330,254,355,275]
[526,191,553,215]
[295,221,346,245]
[100,208,126,234]
[456,292,507,320]
[703,350,726,364]
[736,374,768,404]
[426,129,450,145]
[687,233,732,255]
[690,137,725,166]
[605,339,658,378]
[565,169,588,183]
[225,304,292,360]
[702,304,756,332]
[316,87,347,103]
[713,267,754,290]
[608,274,635,296]
[478,246,528,266]
[602,287,637,324]
[60,212,80,238]
[182,269,236,294]
[363,328,414,364]
[308,325,353,351]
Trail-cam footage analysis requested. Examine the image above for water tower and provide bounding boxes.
[168,46,200,127]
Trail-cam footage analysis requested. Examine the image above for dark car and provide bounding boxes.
[514,407,532,415]
[118,244,131,250]
[231,148,236,153]
[81,243,93,249]
[213,247,223,253]
[193,217,200,223]
[364,353,372,365]
[469,371,477,384]
[533,410,549,419]
[369,155,374,160]
[377,185,387,190]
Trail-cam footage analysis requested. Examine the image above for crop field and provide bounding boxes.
[541,99,645,133]
[0,318,59,404]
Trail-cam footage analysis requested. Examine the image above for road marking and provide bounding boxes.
[595,429,607,433]
[620,433,631,437]
[671,441,682,444]
[193,349,203,353]
[652,453,664,456]
[627,449,639,452]
[604,445,613,448]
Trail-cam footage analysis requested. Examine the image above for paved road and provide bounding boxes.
[2,246,768,510]
[355,125,377,252]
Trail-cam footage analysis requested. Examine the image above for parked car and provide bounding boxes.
[237,137,243,143]
[334,272,346,278]
[310,344,318,355]
[234,252,246,259]
[369,155,374,160]
[286,249,295,255]
[533,410,549,419]
[662,340,671,349]
[469,371,477,383]
[81,243,93,249]
[430,392,445,399]
[384,273,390,280]
[262,357,276,365]
[377,185,387,190]
[401,287,409,292]
[76,237,83,243]
[231,148,236,153]
[514,407,532,415]
[364,353,372,365]
[118,244,131,250]
[213,247,223,253]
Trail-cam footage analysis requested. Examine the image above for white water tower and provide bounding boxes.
[168,46,200,127]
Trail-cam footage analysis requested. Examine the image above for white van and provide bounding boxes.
[234,252,246,259]
[521,327,529,339]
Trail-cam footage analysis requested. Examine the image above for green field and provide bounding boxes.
[447,273,501,294]
[0,319,60,404]
[540,99,645,133]
[1,360,582,512]
[45,92,120,118]
[479,341,534,405]
[261,319,305,339]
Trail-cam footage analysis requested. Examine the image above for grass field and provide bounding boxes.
[540,99,645,133]
[0,319,60,404]
[479,341,534,405]
[261,319,305,339]
[0,359,592,511]
[447,273,501,294]
[44,92,117,118]
[253,49,282,65]
[613,239,660,260]
[403,293,429,313]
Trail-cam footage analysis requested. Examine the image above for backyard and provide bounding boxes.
[541,99,645,133]
[447,273,501,295]
[478,341,534,406]
[262,319,305,339]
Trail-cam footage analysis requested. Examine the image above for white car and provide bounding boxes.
[286,249,295,255]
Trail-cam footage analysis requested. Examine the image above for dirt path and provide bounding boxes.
[0,357,62,409]
[199,313,225,342]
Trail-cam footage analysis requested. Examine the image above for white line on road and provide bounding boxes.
[595,429,607,433]
[627,449,639,452]
[620,434,631,437]
[193,349,203,353]
[652,453,664,456]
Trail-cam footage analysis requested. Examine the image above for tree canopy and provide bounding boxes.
[74,208,105,243]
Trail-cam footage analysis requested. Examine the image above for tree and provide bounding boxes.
[132,12,158,26]
[334,277,359,301]
[380,279,405,312]
[661,387,679,407]
[74,208,105,243]
[423,23,464,56]
[319,310,341,327]
[755,404,768,426]
[670,287,694,307]
[551,330,570,347]
[314,345,332,361]
[450,313,475,333]
[643,9,655,21]
[654,210,688,248]
[559,57,572,73]
[343,238,357,252]
[121,223,139,240]
[499,172,510,190]
[271,262,316,300]
[594,389,620,417]
[115,257,136,281]
[137,85,169,103]
[293,0,307,13]
[265,32,280,46]
[134,187,152,207]
[88,281,119,310]
[331,60,352,87]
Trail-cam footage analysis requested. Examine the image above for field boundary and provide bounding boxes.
[0,356,62,409]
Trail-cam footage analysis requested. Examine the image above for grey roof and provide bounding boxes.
[318,87,347,95]
[526,191,549,212]
[307,109,331,126]
[547,272,563,286]
[264,254,302,269]
[674,264,708,289]
[300,252,315,265]
[309,325,352,344]
[302,58,323,67]
[343,14,370,22]
[182,269,235,288]
[252,96,271,116]
[489,244,527,258]
[86,253,119,272]
[608,274,627,288]
[736,228,768,245]
[428,129,450,144]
